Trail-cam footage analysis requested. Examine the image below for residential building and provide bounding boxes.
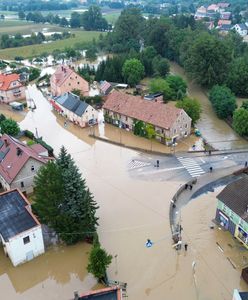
[233,289,248,300]
[220,11,231,20]
[219,24,233,34]
[215,177,248,249]
[0,134,50,194]
[218,19,232,26]
[207,4,219,13]
[217,2,230,9]
[103,90,191,145]
[233,24,248,37]
[0,189,44,266]
[144,93,163,103]
[73,286,122,300]
[0,73,26,104]
[50,65,89,97]
[194,6,207,19]
[51,92,98,127]
[100,80,112,95]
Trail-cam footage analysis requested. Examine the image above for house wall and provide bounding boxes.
[103,108,191,144]
[11,158,45,194]
[51,71,89,97]
[3,226,44,266]
[0,85,26,104]
[216,200,248,248]
[74,105,98,127]
[0,173,11,191]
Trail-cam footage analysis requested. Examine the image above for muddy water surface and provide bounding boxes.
[170,62,248,150]
[0,85,247,299]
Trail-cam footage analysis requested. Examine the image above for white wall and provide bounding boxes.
[4,226,44,266]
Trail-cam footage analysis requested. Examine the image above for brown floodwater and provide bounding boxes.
[170,62,248,150]
[0,85,247,299]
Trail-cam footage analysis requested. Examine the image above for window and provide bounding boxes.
[77,82,80,85]
[185,124,188,128]
[174,129,177,134]
[31,166,35,171]
[21,181,24,188]
[23,236,30,244]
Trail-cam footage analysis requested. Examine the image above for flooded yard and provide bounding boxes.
[0,85,247,299]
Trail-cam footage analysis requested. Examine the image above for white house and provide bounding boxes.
[51,92,98,127]
[233,24,248,37]
[0,189,45,266]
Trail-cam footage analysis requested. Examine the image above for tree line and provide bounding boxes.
[20,6,109,31]
[0,31,72,49]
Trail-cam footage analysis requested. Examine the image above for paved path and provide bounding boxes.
[169,164,244,235]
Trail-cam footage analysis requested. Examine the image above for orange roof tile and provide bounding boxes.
[0,73,22,91]
[103,90,183,130]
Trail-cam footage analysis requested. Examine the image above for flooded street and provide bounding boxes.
[170,62,248,150]
[0,85,247,299]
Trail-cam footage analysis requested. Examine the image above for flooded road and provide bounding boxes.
[170,62,248,150]
[0,85,247,299]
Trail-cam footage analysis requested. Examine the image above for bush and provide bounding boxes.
[24,129,34,139]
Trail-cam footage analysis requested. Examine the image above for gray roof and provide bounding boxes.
[0,190,38,241]
[238,23,247,30]
[79,289,118,300]
[74,101,89,117]
[217,177,248,222]
[240,292,248,300]
[220,24,232,30]
[55,92,89,116]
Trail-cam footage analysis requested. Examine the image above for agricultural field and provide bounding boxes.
[0,21,65,36]
[0,30,105,60]
[103,12,121,24]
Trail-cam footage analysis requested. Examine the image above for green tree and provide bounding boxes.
[0,119,20,136]
[166,75,187,100]
[122,58,144,86]
[86,45,97,62]
[70,12,81,28]
[57,147,99,244]
[176,97,201,126]
[184,33,232,87]
[241,100,248,110]
[81,6,108,31]
[87,243,112,282]
[209,85,237,119]
[149,78,172,101]
[18,11,26,20]
[233,108,248,136]
[226,57,248,97]
[33,161,64,226]
[152,57,170,77]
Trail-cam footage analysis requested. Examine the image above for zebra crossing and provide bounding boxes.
[128,160,151,170]
[177,157,205,177]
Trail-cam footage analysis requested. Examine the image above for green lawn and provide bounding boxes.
[0,30,105,60]
[103,12,121,24]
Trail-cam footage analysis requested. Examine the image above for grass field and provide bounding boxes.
[0,30,104,60]
[103,12,121,24]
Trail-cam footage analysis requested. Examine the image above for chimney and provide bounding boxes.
[74,291,79,300]
[16,147,22,156]
[4,139,8,147]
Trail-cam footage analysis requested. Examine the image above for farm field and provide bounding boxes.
[0,30,104,60]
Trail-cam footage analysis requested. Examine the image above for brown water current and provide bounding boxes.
[170,62,248,150]
[0,85,247,299]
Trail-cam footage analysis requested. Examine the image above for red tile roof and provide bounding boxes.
[79,286,122,300]
[103,90,183,130]
[0,73,22,91]
[0,134,50,184]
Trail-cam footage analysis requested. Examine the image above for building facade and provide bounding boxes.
[0,189,45,266]
[0,135,50,194]
[215,177,248,249]
[50,65,89,97]
[0,73,26,104]
[103,90,191,145]
[51,92,98,127]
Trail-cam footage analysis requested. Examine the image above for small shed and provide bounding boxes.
[9,101,24,111]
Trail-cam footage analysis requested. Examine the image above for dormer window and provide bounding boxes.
[31,165,35,171]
